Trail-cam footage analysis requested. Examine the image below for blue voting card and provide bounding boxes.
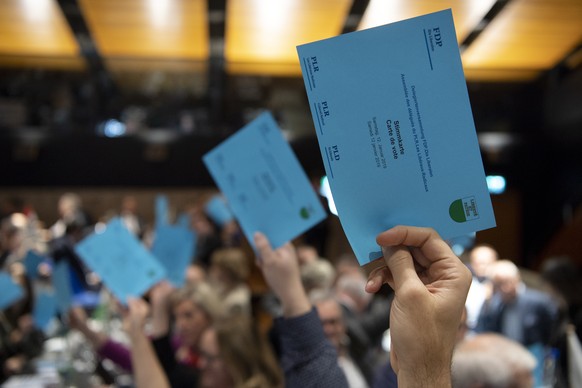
[151,224,195,287]
[156,195,170,227]
[33,289,58,331]
[0,272,24,310]
[205,194,235,226]
[203,111,327,249]
[75,217,166,303]
[297,9,495,265]
[176,212,192,229]
[52,261,74,313]
[23,250,46,279]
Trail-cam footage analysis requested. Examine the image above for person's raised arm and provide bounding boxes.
[365,226,472,388]
[123,297,170,388]
[254,233,311,318]
[148,280,175,338]
[254,232,348,388]
[68,307,109,349]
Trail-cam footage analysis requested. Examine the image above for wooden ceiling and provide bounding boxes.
[0,0,580,82]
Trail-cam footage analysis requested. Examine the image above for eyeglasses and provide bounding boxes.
[200,351,222,364]
[320,317,342,326]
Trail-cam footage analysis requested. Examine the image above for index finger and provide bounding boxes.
[376,225,440,248]
[376,226,454,264]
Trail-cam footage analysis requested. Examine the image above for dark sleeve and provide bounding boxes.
[97,339,133,372]
[151,334,198,388]
[372,360,398,388]
[151,334,178,376]
[275,308,349,388]
[475,296,500,333]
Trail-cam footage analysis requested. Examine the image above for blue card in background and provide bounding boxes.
[151,224,195,287]
[176,212,192,229]
[33,289,58,331]
[23,250,46,279]
[52,261,74,313]
[297,9,495,265]
[75,217,166,303]
[205,195,235,226]
[0,272,24,310]
[156,195,170,227]
[203,111,327,249]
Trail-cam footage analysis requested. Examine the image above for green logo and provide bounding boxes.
[449,196,479,223]
[299,207,310,219]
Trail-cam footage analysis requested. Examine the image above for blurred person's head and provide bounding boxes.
[170,282,223,348]
[334,271,373,314]
[453,333,536,388]
[489,260,521,303]
[198,315,283,388]
[311,292,347,352]
[296,244,320,265]
[189,206,217,237]
[300,259,336,294]
[469,244,499,280]
[186,264,207,285]
[58,192,82,220]
[0,213,27,253]
[334,253,361,281]
[121,195,138,214]
[209,248,249,290]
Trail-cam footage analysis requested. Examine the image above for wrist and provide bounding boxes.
[127,327,147,341]
[398,370,451,388]
[279,289,311,318]
[397,363,451,388]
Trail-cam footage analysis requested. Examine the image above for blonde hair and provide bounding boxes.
[214,314,283,388]
[171,281,224,321]
[300,259,336,293]
[210,248,250,283]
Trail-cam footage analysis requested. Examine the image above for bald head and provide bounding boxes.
[453,333,536,388]
[470,245,499,279]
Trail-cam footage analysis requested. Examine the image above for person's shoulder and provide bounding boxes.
[522,287,556,306]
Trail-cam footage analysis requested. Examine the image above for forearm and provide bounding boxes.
[277,283,311,318]
[128,331,170,388]
[79,326,109,350]
[150,305,170,338]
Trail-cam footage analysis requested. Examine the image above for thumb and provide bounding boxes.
[254,232,273,261]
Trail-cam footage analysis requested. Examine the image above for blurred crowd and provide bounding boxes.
[1,192,581,388]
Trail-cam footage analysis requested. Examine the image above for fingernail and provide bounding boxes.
[366,279,376,288]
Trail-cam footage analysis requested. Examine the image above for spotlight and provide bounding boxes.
[100,119,126,138]
[486,175,506,194]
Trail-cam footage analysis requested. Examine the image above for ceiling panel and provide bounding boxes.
[462,0,582,71]
[225,0,352,75]
[0,0,79,57]
[79,0,208,59]
[0,0,580,81]
[358,0,497,42]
